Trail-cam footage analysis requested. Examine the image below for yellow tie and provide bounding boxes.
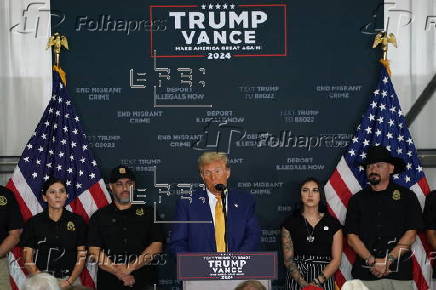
[215,196,226,252]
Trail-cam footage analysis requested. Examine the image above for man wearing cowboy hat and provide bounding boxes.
[345,146,423,290]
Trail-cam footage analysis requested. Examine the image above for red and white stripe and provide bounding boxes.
[325,160,432,290]
[7,168,42,221]
[6,169,111,289]
[325,157,362,224]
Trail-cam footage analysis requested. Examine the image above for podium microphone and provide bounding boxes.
[214,184,227,194]
[214,184,228,252]
[214,184,228,211]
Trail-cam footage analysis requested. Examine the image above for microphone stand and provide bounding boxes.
[220,189,228,252]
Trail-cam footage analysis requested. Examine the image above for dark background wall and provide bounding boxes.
[52,0,383,288]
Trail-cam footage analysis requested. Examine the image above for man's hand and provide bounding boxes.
[370,258,388,278]
[115,263,134,275]
[113,265,135,286]
[120,274,135,287]
[58,279,71,289]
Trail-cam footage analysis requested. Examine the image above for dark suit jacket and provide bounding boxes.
[169,188,260,253]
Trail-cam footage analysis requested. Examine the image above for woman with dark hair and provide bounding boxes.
[21,177,87,289]
[281,178,342,290]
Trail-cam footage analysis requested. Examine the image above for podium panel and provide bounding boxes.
[177,252,277,290]
[183,280,271,290]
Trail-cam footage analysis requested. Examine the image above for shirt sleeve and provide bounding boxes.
[424,191,436,230]
[238,193,261,252]
[20,218,36,248]
[87,212,103,247]
[149,210,165,243]
[168,198,191,253]
[5,190,23,231]
[281,215,293,233]
[75,216,87,247]
[404,189,424,231]
[328,216,342,234]
[344,194,360,235]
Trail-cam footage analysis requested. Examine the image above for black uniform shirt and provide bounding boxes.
[88,203,165,262]
[0,186,23,244]
[423,190,436,278]
[20,209,87,278]
[345,182,423,281]
[282,213,341,257]
[88,203,165,289]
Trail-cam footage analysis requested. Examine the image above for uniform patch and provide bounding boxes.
[67,221,76,231]
[136,208,144,216]
[392,189,401,201]
[119,168,126,174]
[0,195,7,206]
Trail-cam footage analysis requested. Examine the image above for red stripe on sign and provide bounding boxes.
[411,255,429,290]
[329,169,353,208]
[89,183,109,209]
[69,197,90,223]
[80,268,96,289]
[6,179,33,222]
[418,177,430,195]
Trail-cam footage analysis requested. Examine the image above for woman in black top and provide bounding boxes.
[21,178,87,289]
[281,178,342,289]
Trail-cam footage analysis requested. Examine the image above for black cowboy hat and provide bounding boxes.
[359,146,406,173]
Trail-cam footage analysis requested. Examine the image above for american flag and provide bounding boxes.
[325,64,432,289]
[6,67,111,289]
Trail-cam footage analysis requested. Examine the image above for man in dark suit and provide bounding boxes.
[169,152,260,253]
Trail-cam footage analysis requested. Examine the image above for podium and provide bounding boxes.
[177,252,277,290]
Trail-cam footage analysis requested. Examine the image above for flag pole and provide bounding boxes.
[372,31,397,76]
[47,32,69,85]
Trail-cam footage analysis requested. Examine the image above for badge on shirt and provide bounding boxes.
[392,189,401,201]
[136,208,144,216]
[0,195,7,206]
[67,221,76,231]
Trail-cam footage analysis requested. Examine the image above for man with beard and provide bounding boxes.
[345,146,423,290]
[88,165,164,290]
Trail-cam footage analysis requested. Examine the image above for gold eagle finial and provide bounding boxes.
[372,31,397,60]
[47,32,69,66]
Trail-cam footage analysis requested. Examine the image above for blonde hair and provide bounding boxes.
[23,273,60,290]
[197,152,229,170]
[234,280,266,290]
